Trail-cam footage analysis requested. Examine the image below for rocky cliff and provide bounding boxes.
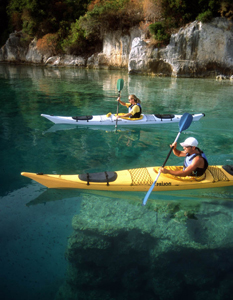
[1,17,233,78]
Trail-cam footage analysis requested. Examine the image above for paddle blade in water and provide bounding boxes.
[142,171,161,206]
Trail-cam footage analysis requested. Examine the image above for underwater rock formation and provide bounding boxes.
[55,195,233,300]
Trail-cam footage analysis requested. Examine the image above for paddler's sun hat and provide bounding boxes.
[180,137,198,147]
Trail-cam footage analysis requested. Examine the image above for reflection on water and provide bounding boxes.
[1,64,233,300]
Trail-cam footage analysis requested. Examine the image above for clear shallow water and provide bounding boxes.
[0,64,233,300]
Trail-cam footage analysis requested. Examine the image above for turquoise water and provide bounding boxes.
[0,64,233,300]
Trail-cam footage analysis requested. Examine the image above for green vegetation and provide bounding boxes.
[149,22,170,45]
[0,0,10,47]
[197,10,213,23]
[0,0,232,53]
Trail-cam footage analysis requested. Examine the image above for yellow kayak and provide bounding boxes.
[21,165,233,192]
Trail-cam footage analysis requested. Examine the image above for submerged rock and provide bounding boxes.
[55,195,233,300]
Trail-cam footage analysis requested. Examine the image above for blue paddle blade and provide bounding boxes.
[117,79,124,92]
[179,113,193,132]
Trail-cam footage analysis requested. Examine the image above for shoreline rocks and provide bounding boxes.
[1,18,233,78]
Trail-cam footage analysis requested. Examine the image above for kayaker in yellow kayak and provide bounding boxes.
[116,94,142,119]
[160,137,208,177]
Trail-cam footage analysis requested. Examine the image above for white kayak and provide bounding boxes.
[41,113,205,126]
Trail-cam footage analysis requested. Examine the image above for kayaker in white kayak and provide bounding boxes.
[116,94,142,119]
[160,137,208,177]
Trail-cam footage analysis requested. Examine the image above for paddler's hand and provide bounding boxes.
[117,97,121,102]
[171,142,177,149]
[159,167,169,174]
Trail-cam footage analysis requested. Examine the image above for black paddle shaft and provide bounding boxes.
[116,91,120,115]
[162,146,174,168]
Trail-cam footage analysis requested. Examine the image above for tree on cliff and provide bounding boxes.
[6,0,91,36]
[0,0,10,47]
[3,0,233,55]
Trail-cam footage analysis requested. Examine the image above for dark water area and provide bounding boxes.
[0,64,233,300]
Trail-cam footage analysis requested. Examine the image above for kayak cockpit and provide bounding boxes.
[223,165,233,175]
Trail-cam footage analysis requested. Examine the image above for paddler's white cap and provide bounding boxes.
[180,137,198,147]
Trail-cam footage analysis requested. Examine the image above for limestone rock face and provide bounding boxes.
[101,27,141,68]
[159,17,233,77]
[0,32,28,62]
[61,55,86,66]
[25,38,43,63]
[1,18,233,77]
[86,53,109,69]
[128,37,149,73]
[128,17,233,77]
[55,195,233,300]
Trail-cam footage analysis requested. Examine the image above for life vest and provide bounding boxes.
[128,103,142,118]
[183,150,208,176]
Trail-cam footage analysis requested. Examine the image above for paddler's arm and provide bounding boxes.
[116,112,132,119]
[171,142,186,157]
[160,167,192,177]
[117,97,127,106]
[116,98,133,119]
[116,104,140,119]
[160,156,203,177]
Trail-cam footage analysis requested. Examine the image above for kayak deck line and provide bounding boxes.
[128,167,154,186]
[208,165,230,182]
[21,165,233,192]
